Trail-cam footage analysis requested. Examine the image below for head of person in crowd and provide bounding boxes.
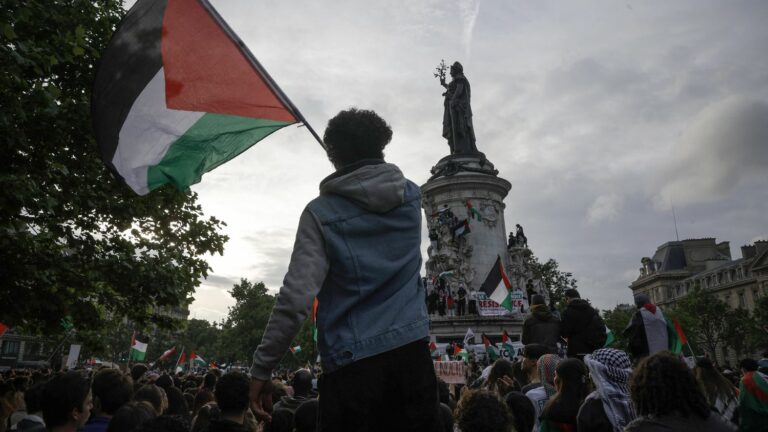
[564,289,580,302]
[213,371,250,424]
[694,357,738,408]
[91,368,133,418]
[24,382,45,417]
[631,352,711,420]
[323,107,392,169]
[485,359,517,396]
[583,348,636,431]
[740,358,759,374]
[289,369,313,399]
[540,358,590,427]
[106,401,156,432]
[192,388,214,417]
[531,294,546,310]
[454,389,514,432]
[293,399,319,432]
[130,364,149,383]
[202,373,217,391]
[504,391,534,432]
[521,344,549,379]
[154,374,174,392]
[190,402,220,432]
[164,386,189,418]
[41,371,93,432]
[538,354,561,397]
[134,384,167,416]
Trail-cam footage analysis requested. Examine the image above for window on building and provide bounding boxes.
[1,340,20,356]
[739,292,746,308]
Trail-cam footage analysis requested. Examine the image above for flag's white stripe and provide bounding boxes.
[113,68,204,195]
[490,279,507,305]
[132,340,148,352]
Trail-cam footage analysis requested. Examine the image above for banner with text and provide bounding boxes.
[433,360,466,384]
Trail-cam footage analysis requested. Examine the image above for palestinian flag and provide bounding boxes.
[93,0,316,195]
[429,341,437,355]
[455,346,469,362]
[290,345,302,354]
[465,201,482,221]
[740,372,768,418]
[190,351,206,367]
[159,346,177,362]
[603,327,616,347]
[480,256,513,311]
[666,318,685,354]
[311,297,319,343]
[130,332,148,361]
[501,330,515,353]
[175,350,187,372]
[482,333,499,361]
[209,361,219,369]
[453,219,471,237]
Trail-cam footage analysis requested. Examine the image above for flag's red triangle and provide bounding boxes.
[161,0,297,123]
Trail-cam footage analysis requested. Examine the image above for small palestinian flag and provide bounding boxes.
[159,346,177,362]
[740,372,768,419]
[175,350,187,372]
[455,347,469,362]
[290,345,302,354]
[130,332,148,361]
[93,0,318,195]
[482,333,499,361]
[480,256,513,310]
[501,330,515,353]
[465,201,482,221]
[603,328,616,347]
[190,351,206,367]
[429,341,437,354]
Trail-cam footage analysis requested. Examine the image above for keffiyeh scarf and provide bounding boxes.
[584,348,636,432]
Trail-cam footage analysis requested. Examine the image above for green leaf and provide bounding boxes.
[3,23,16,40]
[73,46,85,56]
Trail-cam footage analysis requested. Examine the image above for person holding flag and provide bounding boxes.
[248,109,438,430]
[623,293,670,360]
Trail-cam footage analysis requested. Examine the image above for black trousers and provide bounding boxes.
[318,340,440,432]
[456,299,466,316]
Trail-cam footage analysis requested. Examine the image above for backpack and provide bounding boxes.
[585,311,608,351]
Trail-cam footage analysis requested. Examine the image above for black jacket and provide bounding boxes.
[624,310,650,360]
[522,305,561,351]
[576,397,613,432]
[560,298,600,357]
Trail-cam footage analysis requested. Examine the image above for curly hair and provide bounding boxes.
[323,108,392,168]
[630,352,710,419]
[454,389,513,432]
[213,371,250,415]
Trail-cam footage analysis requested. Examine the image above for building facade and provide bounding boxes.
[629,237,768,363]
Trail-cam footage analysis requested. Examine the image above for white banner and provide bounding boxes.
[66,344,81,369]
[433,360,465,384]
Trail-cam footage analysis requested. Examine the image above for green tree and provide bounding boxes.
[672,288,728,359]
[180,318,222,360]
[218,279,276,363]
[523,250,578,310]
[723,308,760,359]
[0,1,227,335]
[602,304,635,352]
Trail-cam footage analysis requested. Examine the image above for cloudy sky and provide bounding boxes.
[182,0,768,322]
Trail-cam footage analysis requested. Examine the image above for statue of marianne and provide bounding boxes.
[439,61,478,155]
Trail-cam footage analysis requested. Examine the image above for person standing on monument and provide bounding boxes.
[440,62,477,155]
[248,108,438,431]
[456,284,467,317]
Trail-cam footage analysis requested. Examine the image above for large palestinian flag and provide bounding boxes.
[480,256,514,310]
[93,0,314,195]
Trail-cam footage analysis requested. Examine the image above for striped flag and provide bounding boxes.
[480,256,513,310]
[130,332,148,361]
[290,345,302,354]
[159,346,177,362]
[603,327,616,347]
[92,0,319,195]
[482,333,499,361]
[502,330,515,353]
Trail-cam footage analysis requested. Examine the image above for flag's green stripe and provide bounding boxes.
[147,114,293,191]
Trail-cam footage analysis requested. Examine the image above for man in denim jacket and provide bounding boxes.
[249,108,438,431]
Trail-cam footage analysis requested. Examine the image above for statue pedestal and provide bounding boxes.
[421,154,512,290]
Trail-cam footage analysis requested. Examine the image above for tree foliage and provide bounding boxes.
[671,288,729,359]
[0,1,227,335]
[217,279,276,364]
[523,250,578,310]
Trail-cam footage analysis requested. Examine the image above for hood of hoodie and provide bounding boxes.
[319,161,407,213]
[568,298,593,311]
[531,304,554,321]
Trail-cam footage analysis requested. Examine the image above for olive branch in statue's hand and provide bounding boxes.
[434,59,447,84]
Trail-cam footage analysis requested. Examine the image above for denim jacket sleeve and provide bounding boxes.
[249,208,329,380]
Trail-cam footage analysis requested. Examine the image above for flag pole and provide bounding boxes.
[199,0,326,151]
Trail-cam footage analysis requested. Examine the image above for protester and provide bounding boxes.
[738,358,768,432]
[292,399,318,432]
[41,372,93,432]
[520,343,550,393]
[272,369,314,414]
[454,389,513,432]
[579,348,636,432]
[503,390,535,432]
[694,357,738,429]
[207,372,251,432]
[526,353,561,432]
[106,401,156,432]
[457,285,467,316]
[163,387,189,419]
[13,383,45,432]
[538,358,590,432]
[248,108,438,430]
[130,365,149,387]
[485,359,517,397]
[134,384,168,416]
[623,293,669,360]
[522,295,561,354]
[560,289,606,358]
[626,352,732,431]
[83,368,133,432]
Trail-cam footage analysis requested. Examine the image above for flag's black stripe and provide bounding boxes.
[92,0,168,179]
[479,255,503,297]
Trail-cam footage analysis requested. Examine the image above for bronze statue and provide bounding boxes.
[437,60,478,155]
